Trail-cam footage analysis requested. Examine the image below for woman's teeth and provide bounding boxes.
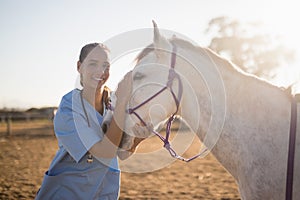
[94,77,103,81]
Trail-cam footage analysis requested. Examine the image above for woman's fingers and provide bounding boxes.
[115,71,133,101]
[146,122,154,131]
[131,123,153,138]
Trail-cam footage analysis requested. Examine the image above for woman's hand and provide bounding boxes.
[115,71,133,105]
[131,123,153,139]
[113,71,133,128]
[90,72,134,159]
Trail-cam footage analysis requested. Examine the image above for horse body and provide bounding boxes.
[171,43,292,200]
[201,52,291,199]
[124,22,299,199]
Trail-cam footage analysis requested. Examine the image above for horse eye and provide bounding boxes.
[133,72,145,80]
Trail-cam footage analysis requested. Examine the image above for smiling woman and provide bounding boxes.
[77,43,111,90]
[35,42,150,199]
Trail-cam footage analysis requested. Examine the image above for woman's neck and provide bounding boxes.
[82,86,104,114]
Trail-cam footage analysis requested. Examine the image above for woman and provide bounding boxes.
[36,43,146,199]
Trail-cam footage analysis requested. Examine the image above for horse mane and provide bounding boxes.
[135,37,292,96]
[170,37,250,75]
[135,44,155,63]
[135,37,240,74]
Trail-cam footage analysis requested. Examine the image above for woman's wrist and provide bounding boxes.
[129,137,144,152]
[128,146,136,153]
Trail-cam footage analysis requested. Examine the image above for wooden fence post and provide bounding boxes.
[1,116,5,123]
[7,115,12,136]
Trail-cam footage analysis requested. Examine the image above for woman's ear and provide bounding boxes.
[77,61,81,72]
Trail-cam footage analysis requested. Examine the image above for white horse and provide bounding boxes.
[120,22,299,200]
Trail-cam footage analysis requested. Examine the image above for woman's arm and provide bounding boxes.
[89,72,132,159]
[89,112,125,158]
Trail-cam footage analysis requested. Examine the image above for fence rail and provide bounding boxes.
[0,113,54,136]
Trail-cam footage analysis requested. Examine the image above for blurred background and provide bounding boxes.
[1,1,299,199]
[1,0,299,111]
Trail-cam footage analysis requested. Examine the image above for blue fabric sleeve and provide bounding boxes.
[54,96,103,163]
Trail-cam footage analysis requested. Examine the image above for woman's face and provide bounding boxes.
[78,46,110,89]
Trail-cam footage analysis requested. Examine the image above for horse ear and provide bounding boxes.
[152,20,160,44]
[152,20,170,54]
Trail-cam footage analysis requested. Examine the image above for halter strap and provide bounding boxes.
[125,43,207,162]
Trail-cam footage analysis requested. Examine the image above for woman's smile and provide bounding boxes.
[93,77,104,81]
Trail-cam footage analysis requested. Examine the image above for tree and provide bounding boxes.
[205,16,295,79]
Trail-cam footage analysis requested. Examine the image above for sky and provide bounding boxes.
[1,0,299,109]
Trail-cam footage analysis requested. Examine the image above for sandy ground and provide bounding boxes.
[0,121,240,200]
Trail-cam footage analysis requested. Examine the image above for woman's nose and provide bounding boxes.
[94,66,105,74]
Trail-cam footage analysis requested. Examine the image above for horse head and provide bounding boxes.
[124,21,184,134]
[123,21,225,156]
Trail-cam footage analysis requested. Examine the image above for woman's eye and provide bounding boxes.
[102,62,110,71]
[89,62,97,67]
[133,72,145,80]
[103,64,110,71]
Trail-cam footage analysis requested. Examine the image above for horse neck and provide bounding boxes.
[176,47,291,173]
[176,48,229,139]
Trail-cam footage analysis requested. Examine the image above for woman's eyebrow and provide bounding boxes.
[89,59,99,63]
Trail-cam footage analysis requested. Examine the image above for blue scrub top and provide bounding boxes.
[36,89,120,200]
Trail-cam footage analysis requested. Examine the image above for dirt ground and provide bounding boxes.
[0,121,240,200]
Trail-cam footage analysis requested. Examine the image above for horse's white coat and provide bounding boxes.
[125,23,299,200]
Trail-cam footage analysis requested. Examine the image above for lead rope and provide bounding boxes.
[285,96,297,200]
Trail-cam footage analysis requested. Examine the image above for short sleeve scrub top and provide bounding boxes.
[35,89,120,200]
